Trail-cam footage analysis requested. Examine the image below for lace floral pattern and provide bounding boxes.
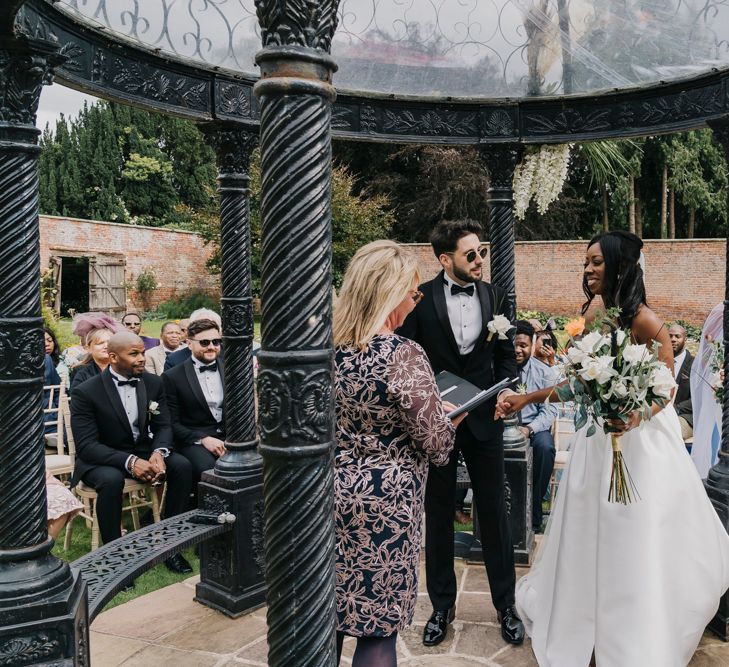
[45,470,82,521]
[334,334,455,637]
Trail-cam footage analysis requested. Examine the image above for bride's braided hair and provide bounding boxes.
[581,230,647,328]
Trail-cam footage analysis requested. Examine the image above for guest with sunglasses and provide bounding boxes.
[162,318,226,499]
[397,218,523,648]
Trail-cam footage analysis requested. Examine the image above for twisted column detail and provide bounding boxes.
[253,2,340,660]
[479,145,522,322]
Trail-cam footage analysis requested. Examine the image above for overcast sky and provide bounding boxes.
[37,84,98,131]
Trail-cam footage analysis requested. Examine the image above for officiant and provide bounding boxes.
[397,219,523,648]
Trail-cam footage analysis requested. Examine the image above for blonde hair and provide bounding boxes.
[333,240,420,350]
[78,328,112,366]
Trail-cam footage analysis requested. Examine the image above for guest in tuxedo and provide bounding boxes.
[669,324,694,441]
[178,318,190,345]
[397,218,524,647]
[514,320,558,532]
[333,240,458,667]
[69,328,112,393]
[145,322,184,375]
[162,318,225,494]
[164,308,222,371]
[70,331,193,573]
[122,312,159,351]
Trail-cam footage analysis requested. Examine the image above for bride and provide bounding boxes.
[497,231,729,667]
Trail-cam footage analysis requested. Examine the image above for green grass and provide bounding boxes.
[53,516,200,610]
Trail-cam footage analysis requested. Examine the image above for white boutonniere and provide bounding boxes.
[487,314,514,342]
[148,400,160,416]
[516,383,528,395]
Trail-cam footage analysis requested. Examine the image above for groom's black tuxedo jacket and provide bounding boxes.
[162,357,226,448]
[70,368,173,486]
[397,270,517,441]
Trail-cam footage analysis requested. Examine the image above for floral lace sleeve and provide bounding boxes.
[387,339,456,466]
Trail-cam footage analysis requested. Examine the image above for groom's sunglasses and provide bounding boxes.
[446,247,488,263]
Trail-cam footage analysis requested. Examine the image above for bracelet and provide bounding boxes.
[129,455,139,477]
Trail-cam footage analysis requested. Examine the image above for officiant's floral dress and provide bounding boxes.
[334,334,455,637]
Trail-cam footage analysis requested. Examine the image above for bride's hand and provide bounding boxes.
[495,391,528,419]
[442,401,468,427]
[607,411,642,434]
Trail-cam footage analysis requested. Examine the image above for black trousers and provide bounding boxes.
[529,429,556,529]
[177,444,218,506]
[81,452,193,545]
[425,424,516,612]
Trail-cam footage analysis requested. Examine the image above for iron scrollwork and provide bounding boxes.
[0,633,61,666]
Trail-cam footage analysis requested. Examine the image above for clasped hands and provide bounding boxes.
[131,451,166,483]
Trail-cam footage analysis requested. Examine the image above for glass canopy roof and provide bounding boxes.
[55,0,729,100]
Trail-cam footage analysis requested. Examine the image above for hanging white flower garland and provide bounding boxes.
[512,143,573,220]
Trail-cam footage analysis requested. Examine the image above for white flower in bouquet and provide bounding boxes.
[487,314,514,341]
[566,345,589,367]
[650,364,677,399]
[578,356,617,385]
[622,343,648,365]
[578,330,608,354]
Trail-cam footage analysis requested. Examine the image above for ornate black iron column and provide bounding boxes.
[195,123,266,617]
[475,144,535,564]
[0,33,89,666]
[479,144,523,322]
[253,2,339,664]
[705,117,729,640]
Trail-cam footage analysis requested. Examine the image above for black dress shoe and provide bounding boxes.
[165,553,193,574]
[423,607,455,647]
[497,605,525,645]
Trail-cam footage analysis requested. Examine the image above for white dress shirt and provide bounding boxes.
[192,356,224,423]
[674,349,687,378]
[443,274,482,356]
[109,368,140,440]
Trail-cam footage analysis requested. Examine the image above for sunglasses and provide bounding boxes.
[446,247,488,263]
[124,321,141,327]
[193,338,222,348]
[411,290,424,305]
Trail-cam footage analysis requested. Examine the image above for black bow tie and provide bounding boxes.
[116,378,139,387]
[198,362,218,373]
[450,283,475,297]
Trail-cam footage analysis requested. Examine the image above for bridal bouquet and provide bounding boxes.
[555,316,675,504]
[709,340,725,404]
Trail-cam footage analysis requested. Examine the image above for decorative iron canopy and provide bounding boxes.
[15,0,729,143]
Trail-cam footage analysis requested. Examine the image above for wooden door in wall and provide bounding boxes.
[89,255,126,315]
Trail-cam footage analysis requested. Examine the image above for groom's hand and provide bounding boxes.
[495,390,518,419]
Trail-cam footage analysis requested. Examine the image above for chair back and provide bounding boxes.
[43,383,65,454]
[60,394,76,465]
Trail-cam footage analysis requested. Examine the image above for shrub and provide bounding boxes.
[156,291,218,320]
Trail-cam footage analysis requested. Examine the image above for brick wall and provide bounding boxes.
[40,215,219,311]
[404,239,725,326]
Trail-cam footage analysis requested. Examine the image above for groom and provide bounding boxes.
[398,219,524,647]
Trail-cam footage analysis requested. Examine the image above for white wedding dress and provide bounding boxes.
[516,403,729,667]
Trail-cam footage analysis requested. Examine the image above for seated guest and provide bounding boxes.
[163,318,225,494]
[43,330,63,436]
[45,327,69,388]
[514,320,558,533]
[178,318,190,346]
[70,331,193,573]
[69,328,112,394]
[122,312,159,351]
[333,240,459,666]
[533,330,558,367]
[669,324,694,441]
[145,322,184,375]
[164,308,222,371]
[64,311,122,369]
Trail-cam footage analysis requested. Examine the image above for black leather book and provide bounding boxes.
[435,371,517,419]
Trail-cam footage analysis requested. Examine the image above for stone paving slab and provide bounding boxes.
[91,562,729,666]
